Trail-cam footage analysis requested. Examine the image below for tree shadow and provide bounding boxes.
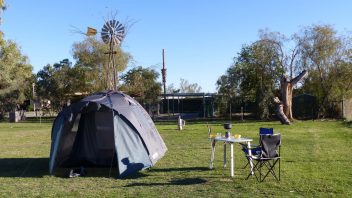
[0,158,49,177]
[124,177,207,187]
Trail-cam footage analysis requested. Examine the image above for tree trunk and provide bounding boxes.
[280,70,308,121]
[274,70,308,124]
[273,97,290,125]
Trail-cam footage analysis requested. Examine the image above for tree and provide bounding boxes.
[225,37,285,119]
[72,37,131,92]
[36,59,81,111]
[120,66,161,107]
[0,33,33,116]
[252,31,308,121]
[216,67,240,118]
[218,29,313,122]
[297,24,352,117]
[279,70,308,121]
[166,83,180,94]
[0,0,33,117]
[179,78,202,93]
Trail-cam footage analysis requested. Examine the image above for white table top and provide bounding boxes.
[210,137,253,143]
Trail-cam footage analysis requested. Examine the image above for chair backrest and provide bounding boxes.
[260,133,281,158]
[259,128,274,144]
[259,128,274,135]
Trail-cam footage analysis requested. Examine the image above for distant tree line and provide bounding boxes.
[217,25,352,119]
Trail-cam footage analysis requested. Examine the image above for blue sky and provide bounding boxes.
[2,0,352,92]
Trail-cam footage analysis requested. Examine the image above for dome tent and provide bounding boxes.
[49,91,167,178]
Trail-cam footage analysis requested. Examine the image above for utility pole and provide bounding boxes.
[161,49,168,114]
[161,49,167,100]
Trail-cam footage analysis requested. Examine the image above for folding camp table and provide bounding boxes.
[209,136,253,177]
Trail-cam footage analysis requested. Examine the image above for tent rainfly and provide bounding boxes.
[49,91,167,178]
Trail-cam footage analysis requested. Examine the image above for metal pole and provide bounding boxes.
[203,93,206,118]
[110,35,117,91]
[167,97,170,115]
[161,49,167,115]
[342,95,344,119]
[162,49,167,100]
[178,96,180,114]
[32,83,36,114]
[172,95,175,116]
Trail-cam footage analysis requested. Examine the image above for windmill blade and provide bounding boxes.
[116,23,123,30]
[112,37,120,46]
[102,37,110,44]
[102,24,110,33]
[112,20,118,29]
[116,29,124,36]
[109,20,115,29]
[101,31,109,37]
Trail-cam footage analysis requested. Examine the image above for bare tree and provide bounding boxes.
[276,70,308,124]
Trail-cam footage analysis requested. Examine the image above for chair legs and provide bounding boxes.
[246,158,280,182]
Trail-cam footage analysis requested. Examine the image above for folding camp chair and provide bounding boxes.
[241,128,274,168]
[246,133,281,182]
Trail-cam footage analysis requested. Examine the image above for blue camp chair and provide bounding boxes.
[241,128,274,168]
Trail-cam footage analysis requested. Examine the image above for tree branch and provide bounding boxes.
[290,70,308,84]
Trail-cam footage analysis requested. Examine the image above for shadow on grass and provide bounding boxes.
[0,158,49,177]
[0,158,210,180]
[124,177,207,187]
[54,168,149,179]
[0,158,149,179]
[148,166,209,173]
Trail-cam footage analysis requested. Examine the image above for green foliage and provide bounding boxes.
[297,24,352,117]
[0,120,351,196]
[219,25,352,119]
[217,34,285,119]
[216,67,240,117]
[36,38,132,111]
[0,33,33,115]
[72,37,131,92]
[120,66,161,105]
[36,59,82,111]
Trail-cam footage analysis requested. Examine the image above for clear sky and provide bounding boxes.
[2,0,352,92]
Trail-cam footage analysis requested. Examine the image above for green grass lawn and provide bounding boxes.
[0,119,351,197]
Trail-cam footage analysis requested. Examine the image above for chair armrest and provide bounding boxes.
[240,143,259,148]
[242,145,262,155]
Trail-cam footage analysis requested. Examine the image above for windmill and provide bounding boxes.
[100,19,125,91]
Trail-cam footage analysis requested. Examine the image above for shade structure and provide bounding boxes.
[49,91,167,178]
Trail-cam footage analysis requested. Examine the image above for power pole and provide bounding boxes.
[161,49,167,99]
[161,49,168,114]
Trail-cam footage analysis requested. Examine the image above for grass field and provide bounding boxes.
[0,119,351,197]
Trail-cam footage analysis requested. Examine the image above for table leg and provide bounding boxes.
[230,143,234,177]
[209,139,216,169]
[223,142,227,168]
[247,141,254,175]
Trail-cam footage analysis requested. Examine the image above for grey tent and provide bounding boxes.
[49,91,167,178]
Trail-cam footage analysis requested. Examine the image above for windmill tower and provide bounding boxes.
[101,19,125,91]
